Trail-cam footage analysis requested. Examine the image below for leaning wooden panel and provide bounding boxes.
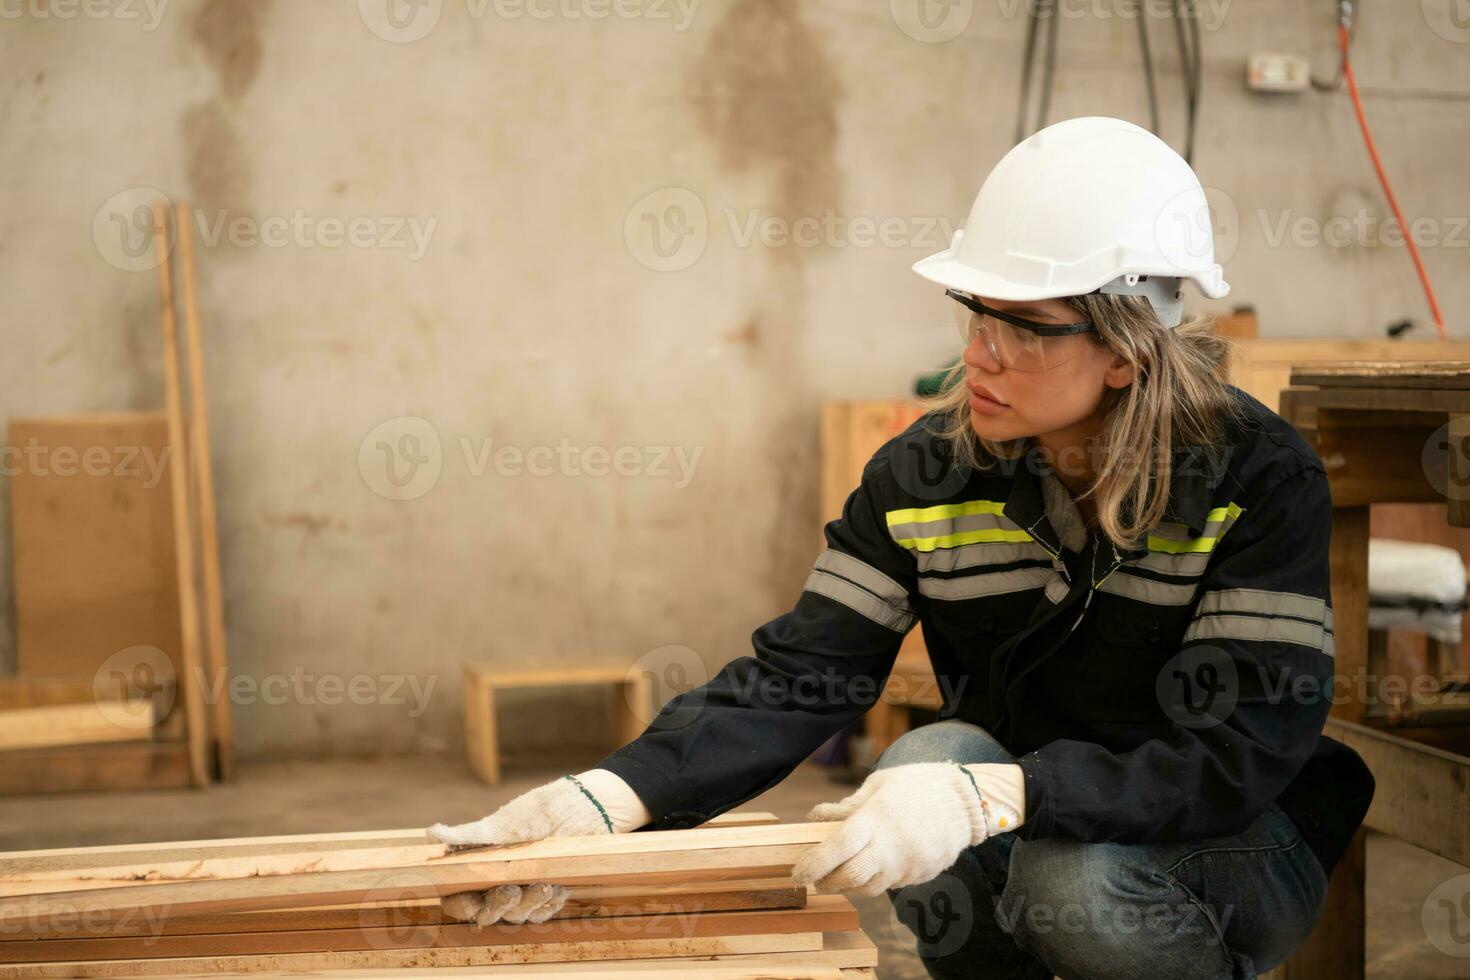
[8,413,182,680]
[4,895,855,963]
[0,933,823,977]
[0,822,825,898]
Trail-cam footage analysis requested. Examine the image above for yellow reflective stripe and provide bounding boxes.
[893,527,1036,553]
[885,499,1007,527]
[1145,503,1244,555]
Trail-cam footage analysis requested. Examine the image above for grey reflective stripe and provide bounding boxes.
[813,548,910,607]
[918,566,1053,600]
[1096,571,1200,606]
[915,540,1055,573]
[1184,614,1331,652]
[804,569,915,632]
[1044,575,1070,605]
[1132,550,1213,577]
[887,511,1028,544]
[1196,588,1327,623]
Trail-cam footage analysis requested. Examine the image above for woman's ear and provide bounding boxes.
[1104,354,1136,389]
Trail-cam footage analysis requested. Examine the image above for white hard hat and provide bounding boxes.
[913,116,1229,327]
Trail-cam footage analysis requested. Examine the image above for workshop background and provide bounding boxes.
[3,1,1470,978]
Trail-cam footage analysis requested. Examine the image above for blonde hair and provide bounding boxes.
[920,295,1239,549]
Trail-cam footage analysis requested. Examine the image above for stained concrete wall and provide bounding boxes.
[2,0,1468,758]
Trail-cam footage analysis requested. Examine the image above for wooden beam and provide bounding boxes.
[0,879,805,942]
[2,827,835,927]
[172,201,234,782]
[0,742,192,795]
[0,702,152,752]
[151,199,209,790]
[0,932,824,978]
[1,894,856,963]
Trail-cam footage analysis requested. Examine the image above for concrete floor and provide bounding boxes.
[2,757,1465,979]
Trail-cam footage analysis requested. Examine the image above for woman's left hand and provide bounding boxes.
[792,762,995,896]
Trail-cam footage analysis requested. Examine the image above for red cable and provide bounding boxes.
[1338,24,1448,339]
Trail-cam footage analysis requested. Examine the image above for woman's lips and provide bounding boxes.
[967,382,1009,415]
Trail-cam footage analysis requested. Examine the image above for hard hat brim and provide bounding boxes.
[911,247,1231,303]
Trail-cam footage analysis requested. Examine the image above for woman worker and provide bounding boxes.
[430,116,1375,980]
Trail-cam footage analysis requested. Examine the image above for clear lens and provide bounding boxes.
[952,305,1082,372]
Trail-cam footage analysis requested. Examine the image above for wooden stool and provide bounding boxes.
[462,664,653,785]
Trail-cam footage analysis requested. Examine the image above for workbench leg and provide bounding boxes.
[464,671,500,785]
[1329,505,1371,725]
[613,674,651,748]
[1278,827,1367,980]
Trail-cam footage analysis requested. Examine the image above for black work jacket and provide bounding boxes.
[599,387,1375,878]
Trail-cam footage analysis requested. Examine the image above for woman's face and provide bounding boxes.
[961,295,1135,443]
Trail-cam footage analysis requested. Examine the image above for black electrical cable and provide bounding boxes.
[1186,5,1201,161]
[1135,0,1159,133]
[1172,0,1200,164]
[1015,1,1042,143]
[1035,0,1060,131]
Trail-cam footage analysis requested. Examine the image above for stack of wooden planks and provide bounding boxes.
[0,813,878,978]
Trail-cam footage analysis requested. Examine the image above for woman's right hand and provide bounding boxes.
[428,771,643,926]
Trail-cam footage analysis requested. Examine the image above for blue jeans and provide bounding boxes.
[878,720,1329,980]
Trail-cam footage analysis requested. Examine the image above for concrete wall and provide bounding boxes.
[2,0,1468,758]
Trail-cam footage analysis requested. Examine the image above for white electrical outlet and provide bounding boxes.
[1247,53,1311,93]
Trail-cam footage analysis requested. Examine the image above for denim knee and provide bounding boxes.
[874,719,1017,770]
[999,838,1242,980]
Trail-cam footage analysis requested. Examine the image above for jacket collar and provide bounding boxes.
[998,442,1224,558]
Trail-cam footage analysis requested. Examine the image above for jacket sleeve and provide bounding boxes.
[1012,465,1336,844]
[595,450,920,830]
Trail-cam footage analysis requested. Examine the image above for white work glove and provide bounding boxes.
[429,769,651,926]
[791,761,1025,897]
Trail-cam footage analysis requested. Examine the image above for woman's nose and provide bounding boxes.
[963,332,1003,374]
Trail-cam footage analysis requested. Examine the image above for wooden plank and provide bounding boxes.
[464,666,635,687]
[152,199,209,790]
[0,932,824,978]
[1289,361,1470,387]
[173,202,234,783]
[119,965,848,980]
[0,741,193,795]
[1328,506,1371,725]
[101,930,878,979]
[9,413,182,679]
[1,894,856,963]
[0,880,805,941]
[1276,827,1366,980]
[0,701,153,751]
[0,811,777,873]
[1325,717,1470,865]
[1282,386,1470,415]
[1311,413,1444,507]
[0,678,109,710]
[2,830,834,927]
[0,823,830,899]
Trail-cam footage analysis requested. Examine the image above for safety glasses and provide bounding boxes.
[946,288,1096,373]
